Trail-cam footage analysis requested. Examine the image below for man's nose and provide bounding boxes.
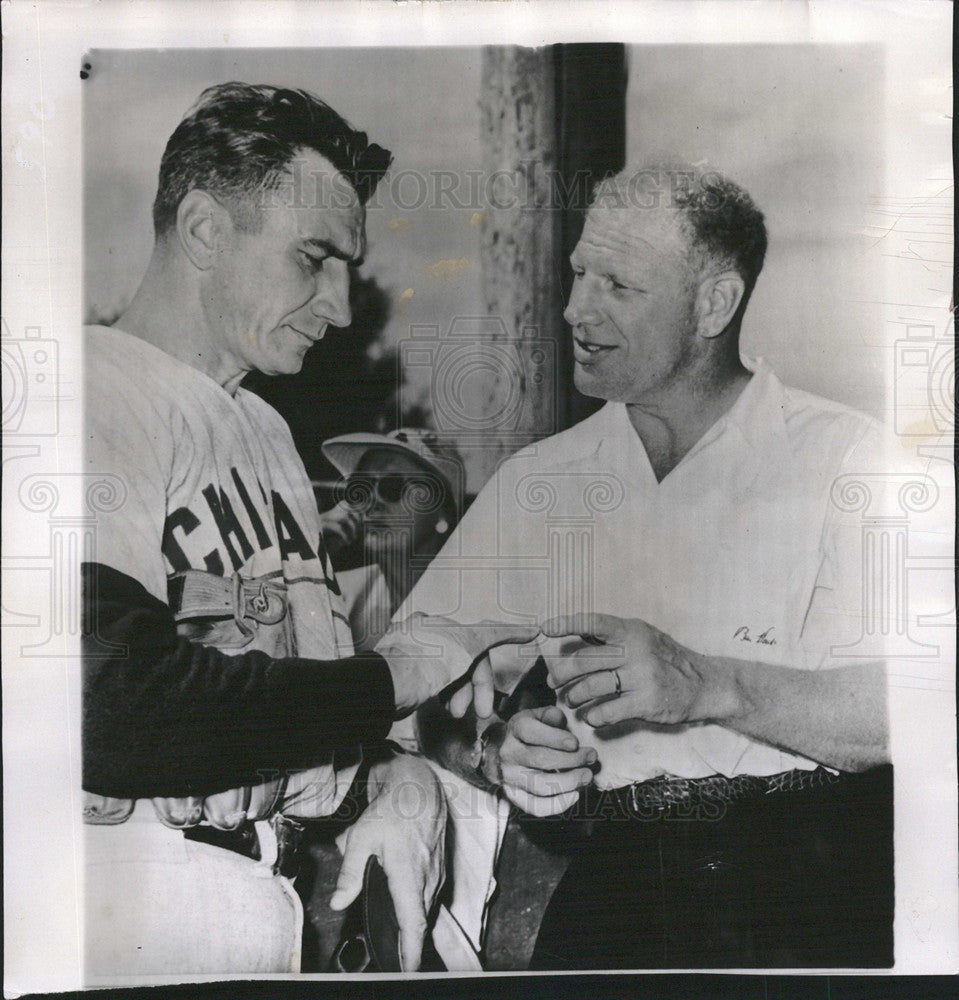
[312,259,352,328]
[563,274,600,327]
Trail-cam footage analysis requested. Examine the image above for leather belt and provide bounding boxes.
[592,767,844,821]
[183,813,306,878]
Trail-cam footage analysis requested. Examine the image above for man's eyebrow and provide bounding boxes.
[302,237,365,267]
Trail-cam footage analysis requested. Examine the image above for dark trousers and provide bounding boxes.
[529,765,894,970]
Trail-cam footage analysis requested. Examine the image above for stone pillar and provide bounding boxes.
[475,46,563,485]
[472,45,628,488]
[555,43,628,427]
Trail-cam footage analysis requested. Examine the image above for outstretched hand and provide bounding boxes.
[376,613,541,717]
[541,613,727,729]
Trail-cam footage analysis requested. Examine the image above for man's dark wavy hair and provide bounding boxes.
[152,82,392,237]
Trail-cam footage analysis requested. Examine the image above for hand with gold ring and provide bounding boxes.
[540,613,724,729]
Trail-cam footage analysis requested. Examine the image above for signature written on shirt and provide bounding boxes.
[733,626,777,646]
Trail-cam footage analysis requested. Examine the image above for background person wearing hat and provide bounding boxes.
[320,429,465,651]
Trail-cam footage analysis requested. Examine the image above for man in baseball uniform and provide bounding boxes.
[82,82,537,976]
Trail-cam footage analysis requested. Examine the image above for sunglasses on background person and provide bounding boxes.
[343,472,448,511]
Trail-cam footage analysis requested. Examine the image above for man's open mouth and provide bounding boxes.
[573,337,615,362]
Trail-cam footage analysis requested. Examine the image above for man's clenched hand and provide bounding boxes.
[485,706,596,817]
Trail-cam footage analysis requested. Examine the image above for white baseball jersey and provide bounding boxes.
[85,324,357,818]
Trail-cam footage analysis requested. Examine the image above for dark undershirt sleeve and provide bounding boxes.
[82,562,396,800]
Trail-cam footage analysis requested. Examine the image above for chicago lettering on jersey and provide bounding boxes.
[161,465,338,592]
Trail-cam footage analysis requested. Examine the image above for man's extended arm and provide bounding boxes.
[83,561,397,799]
[544,614,888,773]
[83,561,538,799]
[687,655,887,772]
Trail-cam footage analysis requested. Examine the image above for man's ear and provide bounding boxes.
[176,190,229,271]
[696,271,746,339]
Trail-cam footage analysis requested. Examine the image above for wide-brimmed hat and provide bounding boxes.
[322,428,464,514]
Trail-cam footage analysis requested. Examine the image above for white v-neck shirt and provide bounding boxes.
[401,358,893,785]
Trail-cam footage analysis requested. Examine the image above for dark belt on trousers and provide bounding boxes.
[582,767,844,821]
[183,813,306,878]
